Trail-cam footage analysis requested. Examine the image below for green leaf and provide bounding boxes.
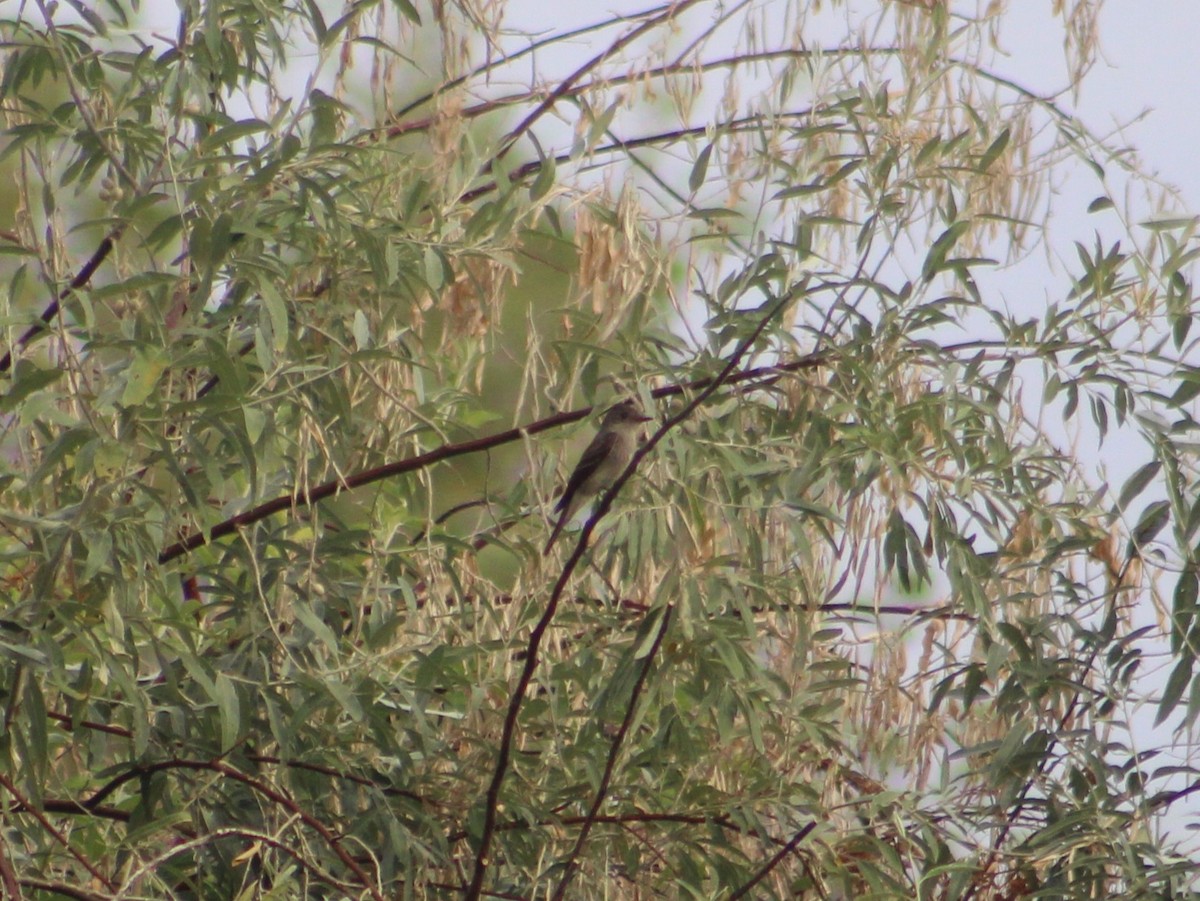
[0,639,48,667]
[978,128,1010,171]
[1171,569,1198,652]
[24,678,48,784]
[294,601,340,651]
[772,182,825,201]
[0,360,63,411]
[302,0,327,43]
[689,142,714,193]
[199,118,272,154]
[215,673,241,753]
[1139,216,1197,232]
[922,221,970,280]
[885,508,911,591]
[1118,461,1161,510]
[120,347,168,406]
[1131,500,1171,547]
[352,309,370,350]
[529,155,556,201]
[633,607,669,659]
[393,0,422,24]
[1156,657,1193,725]
[260,282,289,352]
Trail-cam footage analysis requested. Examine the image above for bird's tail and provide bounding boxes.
[543,512,567,555]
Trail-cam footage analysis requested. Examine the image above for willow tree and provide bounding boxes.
[0,0,1197,898]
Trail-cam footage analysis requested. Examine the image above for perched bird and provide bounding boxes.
[543,399,652,555]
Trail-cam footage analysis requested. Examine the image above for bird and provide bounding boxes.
[543,399,652,555]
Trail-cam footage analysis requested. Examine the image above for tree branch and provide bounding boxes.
[726,822,816,900]
[0,235,118,375]
[464,289,799,899]
[0,774,115,891]
[550,605,673,900]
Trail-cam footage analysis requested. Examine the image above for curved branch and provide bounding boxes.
[388,2,679,123]
[201,760,386,901]
[487,0,708,167]
[75,757,384,901]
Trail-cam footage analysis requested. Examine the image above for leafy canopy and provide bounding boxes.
[0,0,1198,898]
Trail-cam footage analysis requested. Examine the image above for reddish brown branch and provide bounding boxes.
[46,713,434,810]
[458,109,827,205]
[449,811,799,846]
[726,821,816,899]
[67,757,383,901]
[157,351,827,564]
[0,234,118,375]
[464,292,797,900]
[0,774,115,891]
[488,0,708,166]
[196,759,386,901]
[0,827,21,901]
[156,406,593,563]
[551,605,673,900]
[46,710,130,737]
[194,826,363,896]
[17,880,101,901]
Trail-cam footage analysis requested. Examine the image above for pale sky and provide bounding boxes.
[1078,1,1200,209]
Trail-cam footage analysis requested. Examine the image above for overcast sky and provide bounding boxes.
[1072,1,1200,210]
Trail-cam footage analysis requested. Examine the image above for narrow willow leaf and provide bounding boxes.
[978,128,1010,171]
[1118,461,1162,510]
[215,673,241,753]
[689,142,714,193]
[1156,657,1193,725]
[1132,500,1171,547]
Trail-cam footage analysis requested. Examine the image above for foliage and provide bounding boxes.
[0,0,1198,898]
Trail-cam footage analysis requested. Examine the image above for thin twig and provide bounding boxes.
[550,605,674,900]
[463,290,798,900]
[69,757,384,901]
[726,822,816,899]
[157,352,828,564]
[0,236,117,375]
[487,0,708,167]
[0,774,115,891]
[387,3,678,123]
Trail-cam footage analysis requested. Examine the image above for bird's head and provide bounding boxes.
[603,399,653,427]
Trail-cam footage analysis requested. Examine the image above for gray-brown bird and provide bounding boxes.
[543,400,651,555]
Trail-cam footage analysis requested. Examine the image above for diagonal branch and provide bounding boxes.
[726,822,816,899]
[463,290,799,900]
[388,2,679,123]
[0,773,115,891]
[486,0,708,167]
[157,351,827,564]
[550,604,673,900]
[0,234,119,375]
[157,406,590,563]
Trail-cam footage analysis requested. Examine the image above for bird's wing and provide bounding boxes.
[554,429,618,512]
